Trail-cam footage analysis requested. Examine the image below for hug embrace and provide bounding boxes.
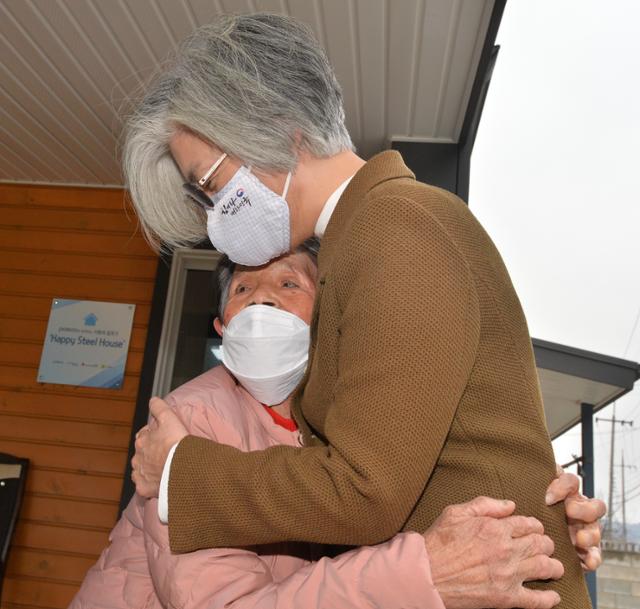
[72,13,604,609]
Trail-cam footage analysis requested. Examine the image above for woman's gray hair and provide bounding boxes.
[216,237,320,320]
[123,13,353,251]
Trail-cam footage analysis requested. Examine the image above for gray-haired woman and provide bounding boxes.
[129,14,603,609]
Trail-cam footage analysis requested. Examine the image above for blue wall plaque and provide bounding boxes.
[38,299,136,389]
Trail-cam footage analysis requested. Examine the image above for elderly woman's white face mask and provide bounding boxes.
[214,251,317,406]
[222,305,309,406]
[171,131,293,267]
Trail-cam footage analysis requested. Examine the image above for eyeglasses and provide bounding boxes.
[183,153,228,210]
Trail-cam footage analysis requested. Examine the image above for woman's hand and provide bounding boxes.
[131,398,188,498]
[545,464,606,571]
[424,496,563,609]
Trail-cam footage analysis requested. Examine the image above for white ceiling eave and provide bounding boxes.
[0,0,495,187]
[534,338,640,439]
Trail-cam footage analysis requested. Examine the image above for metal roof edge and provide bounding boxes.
[533,337,640,389]
[458,0,507,149]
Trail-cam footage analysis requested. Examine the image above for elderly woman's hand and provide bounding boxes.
[424,496,563,609]
[545,464,606,571]
[131,398,188,498]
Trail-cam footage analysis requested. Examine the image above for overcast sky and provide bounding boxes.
[469,0,640,523]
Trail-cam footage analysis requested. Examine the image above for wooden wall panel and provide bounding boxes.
[0,414,130,448]
[0,392,134,425]
[20,494,119,528]
[0,272,154,302]
[3,251,158,279]
[0,229,154,256]
[0,441,127,475]
[6,548,98,586]
[0,183,158,607]
[0,366,141,400]
[24,469,124,504]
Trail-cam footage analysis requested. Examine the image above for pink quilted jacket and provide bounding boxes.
[69,366,444,609]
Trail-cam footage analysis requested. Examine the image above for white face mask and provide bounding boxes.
[221,304,310,406]
[206,166,292,266]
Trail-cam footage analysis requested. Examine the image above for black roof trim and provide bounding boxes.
[458,0,507,149]
[533,337,640,390]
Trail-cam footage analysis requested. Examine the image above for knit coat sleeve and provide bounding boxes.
[168,195,481,550]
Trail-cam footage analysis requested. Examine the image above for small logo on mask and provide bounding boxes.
[221,190,252,216]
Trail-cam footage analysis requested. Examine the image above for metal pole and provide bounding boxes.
[621,451,626,540]
[606,405,616,537]
[581,403,597,608]
[596,410,633,539]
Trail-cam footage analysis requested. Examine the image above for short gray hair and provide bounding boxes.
[123,13,353,252]
[216,237,320,320]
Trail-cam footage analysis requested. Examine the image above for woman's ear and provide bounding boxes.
[213,317,223,337]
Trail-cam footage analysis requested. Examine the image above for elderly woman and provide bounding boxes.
[129,13,603,609]
[73,245,595,609]
[71,245,439,608]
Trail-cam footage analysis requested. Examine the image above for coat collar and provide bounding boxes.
[317,150,415,277]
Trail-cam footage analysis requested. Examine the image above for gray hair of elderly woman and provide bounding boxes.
[216,237,320,321]
[123,13,353,252]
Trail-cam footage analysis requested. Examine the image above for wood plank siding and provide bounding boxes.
[0,184,157,607]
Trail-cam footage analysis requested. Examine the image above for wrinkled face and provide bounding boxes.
[215,251,318,334]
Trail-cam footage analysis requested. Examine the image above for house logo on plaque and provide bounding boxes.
[38,299,136,389]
